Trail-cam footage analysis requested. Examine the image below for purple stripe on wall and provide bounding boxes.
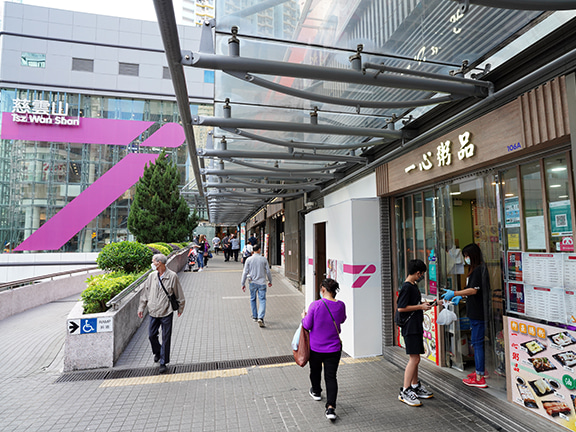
[1,112,153,145]
[14,153,159,251]
[141,123,185,148]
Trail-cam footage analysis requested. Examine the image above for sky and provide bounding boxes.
[1,0,160,21]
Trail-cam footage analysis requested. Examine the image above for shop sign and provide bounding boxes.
[11,98,80,126]
[508,317,576,430]
[404,131,475,174]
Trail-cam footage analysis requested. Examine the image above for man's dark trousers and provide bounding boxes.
[148,313,173,365]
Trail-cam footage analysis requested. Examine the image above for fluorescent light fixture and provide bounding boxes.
[450,192,461,196]
[550,184,562,188]
[505,193,515,197]
[551,167,567,172]
[559,195,569,198]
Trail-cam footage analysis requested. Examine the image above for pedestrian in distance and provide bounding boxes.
[221,233,231,262]
[241,243,272,327]
[241,242,253,266]
[137,254,185,374]
[248,232,258,246]
[397,259,434,406]
[230,233,240,262]
[212,235,221,255]
[194,234,208,272]
[442,243,490,388]
[302,278,346,421]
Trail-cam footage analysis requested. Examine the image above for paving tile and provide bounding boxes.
[0,254,563,432]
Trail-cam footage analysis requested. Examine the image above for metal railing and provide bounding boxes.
[0,266,100,292]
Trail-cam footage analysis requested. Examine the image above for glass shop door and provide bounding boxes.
[435,173,506,392]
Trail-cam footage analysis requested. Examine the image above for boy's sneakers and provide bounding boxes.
[467,371,489,380]
[257,319,265,328]
[325,407,336,420]
[309,388,321,401]
[412,381,433,399]
[398,387,422,406]
[463,375,488,388]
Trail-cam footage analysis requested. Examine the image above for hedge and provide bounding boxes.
[97,241,152,273]
[82,272,143,314]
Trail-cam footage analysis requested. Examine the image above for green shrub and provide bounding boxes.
[82,272,143,314]
[96,241,152,273]
[156,242,175,252]
[147,243,172,256]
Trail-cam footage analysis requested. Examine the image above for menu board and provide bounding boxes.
[507,253,576,325]
[524,286,567,324]
[523,253,563,287]
[508,317,576,431]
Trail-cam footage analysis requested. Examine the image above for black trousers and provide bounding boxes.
[232,249,239,261]
[224,247,231,261]
[148,313,173,365]
[309,349,342,408]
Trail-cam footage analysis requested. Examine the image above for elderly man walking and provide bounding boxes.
[138,254,185,373]
[241,244,272,327]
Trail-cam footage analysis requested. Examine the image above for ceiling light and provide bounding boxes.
[505,193,515,197]
[550,184,561,188]
[551,167,566,172]
[450,191,461,196]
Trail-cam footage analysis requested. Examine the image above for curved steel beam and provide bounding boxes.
[221,158,344,173]
[455,0,576,10]
[199,149,366,163]
[204,182,319,190]
[207,190,306,198]
[193,116,406,139]
[226,71,462,109]
[220,128,387,151]
[202,169,338,179]
[181,52,488,97]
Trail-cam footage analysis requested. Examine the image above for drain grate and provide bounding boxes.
[55,354,295,383]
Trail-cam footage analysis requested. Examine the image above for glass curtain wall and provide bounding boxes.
[0,89,208,252]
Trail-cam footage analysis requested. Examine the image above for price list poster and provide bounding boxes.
[508,317,576,431]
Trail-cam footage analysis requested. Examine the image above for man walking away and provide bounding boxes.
[221,233,231,262]
[241,244,272,327]
[138,254,185,374]
[230,233,240,262]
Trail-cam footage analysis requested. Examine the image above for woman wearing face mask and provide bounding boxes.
[301,278,346,421]
[442,243,489,388]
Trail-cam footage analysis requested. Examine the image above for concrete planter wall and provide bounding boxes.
[63,249,188,372]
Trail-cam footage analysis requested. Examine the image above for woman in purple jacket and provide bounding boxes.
[302,278,347,421]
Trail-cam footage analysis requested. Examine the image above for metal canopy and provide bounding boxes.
[153,0,573,225]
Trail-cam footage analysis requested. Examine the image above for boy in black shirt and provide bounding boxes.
[397,259,434,406]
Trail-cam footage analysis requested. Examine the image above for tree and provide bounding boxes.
[128,150,199,243]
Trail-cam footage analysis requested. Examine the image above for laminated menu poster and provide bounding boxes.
[508,317,576,431]
[397,306,438,365]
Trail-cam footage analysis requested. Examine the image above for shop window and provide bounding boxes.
[544,155,572,252]
[21,52,45,68]
[404,196,414,261]
[394,198,405,285]
[521,162,546,252]
[414,193,425,265]
[502,169,521,250]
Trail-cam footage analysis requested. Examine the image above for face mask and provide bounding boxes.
[464,257,471,265]
[319,289,324,298]
[151,263,157,271]
[416,274,425,283]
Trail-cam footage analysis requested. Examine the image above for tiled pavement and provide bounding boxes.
[0,254,563,431]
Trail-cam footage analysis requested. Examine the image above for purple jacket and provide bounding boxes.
[302,298,346,353]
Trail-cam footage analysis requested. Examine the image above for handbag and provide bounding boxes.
[158,275,179,311]
[394,310,414,327]
[293,324,310,367]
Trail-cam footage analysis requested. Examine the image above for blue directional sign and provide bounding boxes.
[80,318,97,334]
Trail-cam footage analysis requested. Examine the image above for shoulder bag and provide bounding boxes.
[158,274,179,311]
[322,299,343,348]
[293,324,310,367]
[394,309,414,327]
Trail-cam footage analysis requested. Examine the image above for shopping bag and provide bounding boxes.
[291,324,302,350]
[293,324,310,367]
[436,301,457,325]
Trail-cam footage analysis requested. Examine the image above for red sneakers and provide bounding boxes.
[463,375,487,388]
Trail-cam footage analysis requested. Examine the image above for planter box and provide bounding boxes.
[63,249,188,372]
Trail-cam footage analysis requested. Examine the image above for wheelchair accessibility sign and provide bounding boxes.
[68,317,113,334]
